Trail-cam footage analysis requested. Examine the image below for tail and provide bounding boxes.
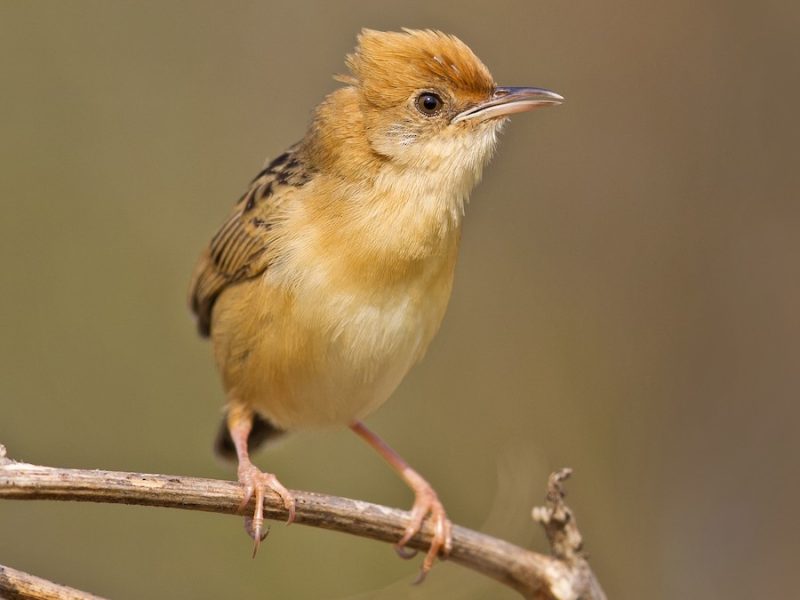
[214,412,286,460]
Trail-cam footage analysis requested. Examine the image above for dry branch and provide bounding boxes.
[0,444,605,599]
[0,563,106,600]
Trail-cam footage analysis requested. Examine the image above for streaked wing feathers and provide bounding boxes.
[188,144,310,337]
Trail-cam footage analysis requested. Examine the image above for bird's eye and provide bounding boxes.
[415,92,443,115]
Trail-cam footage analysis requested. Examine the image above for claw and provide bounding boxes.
[394,545,418,560]
[245,517,270,557]
[395,482,452,581]
[411,568,428,586]
[244,517,270,541]
[349,421,452,582]
[236,463,295,557]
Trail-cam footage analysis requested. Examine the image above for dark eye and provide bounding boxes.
[415,92,443,115]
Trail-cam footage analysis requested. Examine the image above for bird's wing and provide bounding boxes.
[188,145,311,337]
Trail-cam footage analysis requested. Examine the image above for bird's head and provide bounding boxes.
[315,29,562,178]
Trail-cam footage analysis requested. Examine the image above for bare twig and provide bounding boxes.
[0,563,106,600]
[0,444,605,599]
[532,469,607,600]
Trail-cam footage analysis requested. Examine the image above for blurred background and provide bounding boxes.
[1,1,797,598]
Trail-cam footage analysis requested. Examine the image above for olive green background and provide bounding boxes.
[1,1,797,599]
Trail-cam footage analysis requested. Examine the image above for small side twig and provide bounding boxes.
[0,444,605,599]
[532,468,607,600]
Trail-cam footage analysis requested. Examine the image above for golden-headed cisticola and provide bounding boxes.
[189,28,562,578]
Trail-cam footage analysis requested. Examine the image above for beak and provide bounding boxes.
[452,86,564,124]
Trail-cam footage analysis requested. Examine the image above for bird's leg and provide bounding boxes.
[350,420,452,582]
[227,404,295,557]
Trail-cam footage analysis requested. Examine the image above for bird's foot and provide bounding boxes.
[237,462,295,557]
[395,480,453,583]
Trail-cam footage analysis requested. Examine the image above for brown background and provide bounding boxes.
[1,1,797,598]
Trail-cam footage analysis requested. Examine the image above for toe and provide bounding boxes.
[393,485,453,580]
[234,464,294,554]
[238,482,255,514]
[261,472,296,524]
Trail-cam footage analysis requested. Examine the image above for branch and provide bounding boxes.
[0,564,105,600]
[0,444,605,599]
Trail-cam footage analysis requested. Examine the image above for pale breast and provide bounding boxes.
[210,163,465,430]
[212,232,459,431]
[297,286,436,425]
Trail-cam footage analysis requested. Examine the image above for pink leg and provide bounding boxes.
[351,421,452,582]
[228,404,295,557]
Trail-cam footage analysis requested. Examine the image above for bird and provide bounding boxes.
[188,28,562,579]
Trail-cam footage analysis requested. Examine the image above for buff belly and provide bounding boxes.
[211,267,452,431]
